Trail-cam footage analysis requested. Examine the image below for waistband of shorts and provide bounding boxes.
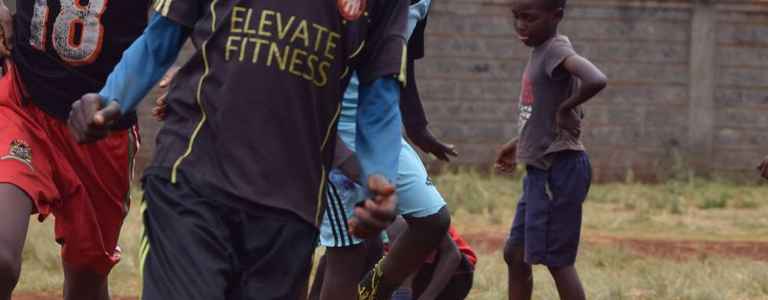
[526,150,587,172]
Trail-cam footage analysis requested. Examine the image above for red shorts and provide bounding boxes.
[0,62,139,275]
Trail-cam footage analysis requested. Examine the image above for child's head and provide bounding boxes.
[511,0,566,47]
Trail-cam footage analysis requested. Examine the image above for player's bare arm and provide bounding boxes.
[334,137,363,183]
[402,59,457,162]
[67,14,187,144]
[0,0,13,57]
[153,66,180,121]
[556,55,607,129]
[408,127,457,162]
[495,138,518,174]
[759,156,768,179]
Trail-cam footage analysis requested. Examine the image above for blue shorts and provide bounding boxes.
[507,151,592,267]
[319,141,447,248]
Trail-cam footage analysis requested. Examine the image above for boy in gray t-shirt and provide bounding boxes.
[495,0,607,299]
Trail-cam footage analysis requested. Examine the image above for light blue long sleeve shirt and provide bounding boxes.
[356,77,402,182]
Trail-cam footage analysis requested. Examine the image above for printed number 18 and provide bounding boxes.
[29,0,107,65]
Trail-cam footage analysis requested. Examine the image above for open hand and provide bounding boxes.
[759,156,768,179]
[495,139,518,174]
[152,66,180,121]
[68,94,121,144]
[408,127,458,162]
[0,2,13,58]
[348,175,397,239]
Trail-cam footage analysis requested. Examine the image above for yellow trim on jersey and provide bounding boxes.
[138,200,150,281]
[316,102,343,225]
[339,66,350,79]
[349,41,366,59]
[320,103,342,151]
[171,0,219,183]
[154,0,172,16]
[398,43,407,86]
[315,165,327,225]
[162,0,172,16]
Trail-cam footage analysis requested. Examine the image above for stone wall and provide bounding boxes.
[417,0,768,180]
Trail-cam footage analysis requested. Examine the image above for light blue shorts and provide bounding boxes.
[319,140,446,248]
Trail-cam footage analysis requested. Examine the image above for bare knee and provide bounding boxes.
[503,240,523,265]
[63,263,110,300]
[406,206,451,237]
[504,243,530,276]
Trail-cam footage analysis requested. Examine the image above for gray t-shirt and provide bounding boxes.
[516,35,585,170]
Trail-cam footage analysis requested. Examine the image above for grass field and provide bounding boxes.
[13,171,768,299]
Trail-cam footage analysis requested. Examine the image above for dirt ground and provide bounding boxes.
[15,233,768,299]
[463,231,768,262]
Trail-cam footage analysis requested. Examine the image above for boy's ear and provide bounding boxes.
[554,7,564,20]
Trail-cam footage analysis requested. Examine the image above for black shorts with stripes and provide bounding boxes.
[140,170,318,300]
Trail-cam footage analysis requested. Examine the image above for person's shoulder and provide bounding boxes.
[539,34,577,62]
[549,35,575,51]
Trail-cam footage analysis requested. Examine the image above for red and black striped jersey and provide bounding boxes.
[12,0,151,120]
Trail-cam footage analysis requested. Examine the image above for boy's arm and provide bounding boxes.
[68,13,189,143]
[495,138,518,174]
[400,58,428,131]
[405,0,431,40]
[417,235,462,300]
[559,55,608,112]
[354,0,410,183]
[99,13,189,115]
[334,136,362,183]
[759,156,768,179]
[401,57,458,162]
[356,77,402,182]
[555,55,607,130]
[346,0,409,239]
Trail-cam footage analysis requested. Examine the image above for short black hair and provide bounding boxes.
[545,0,567,10]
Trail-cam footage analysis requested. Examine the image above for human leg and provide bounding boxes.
[0,185,33,300]
[359,143,450,300]
[543,151,591,300]
[140,174,235,300]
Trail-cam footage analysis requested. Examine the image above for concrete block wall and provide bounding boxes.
[8,0,761,181]
[418,0,768,180]
[712,4,768,176]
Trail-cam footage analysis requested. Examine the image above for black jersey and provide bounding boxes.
[12,0,150,120]
[147,0,408,226]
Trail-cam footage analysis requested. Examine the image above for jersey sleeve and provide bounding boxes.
[407,18,427,60]
[99,13,189,114]
[152,0,207,28]
[356,77,402,183]
[355,0,409,85]
[405,0,431,60]
[544,36,577,79]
